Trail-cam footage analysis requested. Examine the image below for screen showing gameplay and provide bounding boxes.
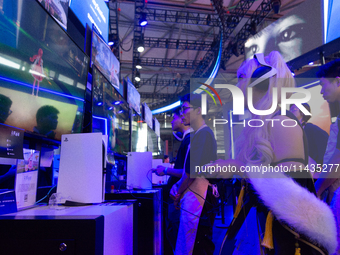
[91,30,120,90]
[0,0,89,141]
[92,66,130,156]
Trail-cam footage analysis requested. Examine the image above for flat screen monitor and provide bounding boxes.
[131,109,147,153]
[0,0,89,141]
[143,103,153,130]
[147,126,161,157]
[153,117,160,137]
[92,66,130,156]
[127,78,141,115]
[37,0,70,30]
[69,0,109,42]
[244,0,322,62]
[91,30,120,90]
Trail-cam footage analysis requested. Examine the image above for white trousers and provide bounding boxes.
[175,177,209,255]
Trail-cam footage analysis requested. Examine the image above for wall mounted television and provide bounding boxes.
[92,65,130,156]
[37,0,70,30]
[142,103,153,130]
[91,30,120,91]
[0,0,89,141]
[126,77,141,115]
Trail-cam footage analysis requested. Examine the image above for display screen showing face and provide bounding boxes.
[92,66,130,156]
[0,0,89,140]
[244,0,322,62]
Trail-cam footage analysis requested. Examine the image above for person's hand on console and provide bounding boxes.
[153,165,167,176]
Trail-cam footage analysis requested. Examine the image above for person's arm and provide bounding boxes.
[170,172,194,206]
[315,148,340,197]
[154,165,182,178]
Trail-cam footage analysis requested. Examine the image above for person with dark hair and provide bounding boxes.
[33,105,59,139]
[0,94,12,124]
[164,155,170,163]
[290,103,329,167]
[169,93,217,255]
[314,59,340,203]
[314,58,340,255]
[153,106,192,254]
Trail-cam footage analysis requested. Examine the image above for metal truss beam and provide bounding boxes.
[132,0,146,85]
[222,0,273,63]
[140,57,201,69]
[142,8,220,26]
[143,37,215,51]
[140,92,180,100]
[139,79,188,87]
[108,0,120,60]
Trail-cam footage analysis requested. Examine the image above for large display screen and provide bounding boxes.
[92,30,120,90]
[69,0,109,42]
[244,0,322,62]
[131,110,147,153]
[37,0,70,30]
[0,0,89,141]
[127,78,141,115]
[92,66,130,156]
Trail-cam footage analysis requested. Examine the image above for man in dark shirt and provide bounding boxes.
[171,93,217,255]
[154,107,192,253]
[315,59,340,203]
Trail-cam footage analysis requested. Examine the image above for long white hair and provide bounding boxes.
[235,51,296,165]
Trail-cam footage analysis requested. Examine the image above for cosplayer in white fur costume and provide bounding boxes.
[249,171,337,255]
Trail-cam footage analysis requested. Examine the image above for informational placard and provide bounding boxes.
[0,124,24,159]
[15,149,40,210]
[69,0,109,42]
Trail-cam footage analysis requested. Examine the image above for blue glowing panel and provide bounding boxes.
[69,0,109,42]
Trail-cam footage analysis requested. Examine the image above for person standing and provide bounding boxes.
[154,106,192,253]
[170,93,217,255]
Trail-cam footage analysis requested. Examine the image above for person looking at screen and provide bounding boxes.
[170,94,218,255]
[290,103,329,168]
[0,94,12,124]
[33,105,59,139]
[314,59,340,203]
[153,107,192,254]
[207,51,337,254]
[314,58,340,255]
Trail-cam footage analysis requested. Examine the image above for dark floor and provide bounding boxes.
[212,205,234,255]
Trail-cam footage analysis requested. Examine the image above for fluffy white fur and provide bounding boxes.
[248,171,338,254]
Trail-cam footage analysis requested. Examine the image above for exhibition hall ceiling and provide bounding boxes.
[109,0,306,109]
